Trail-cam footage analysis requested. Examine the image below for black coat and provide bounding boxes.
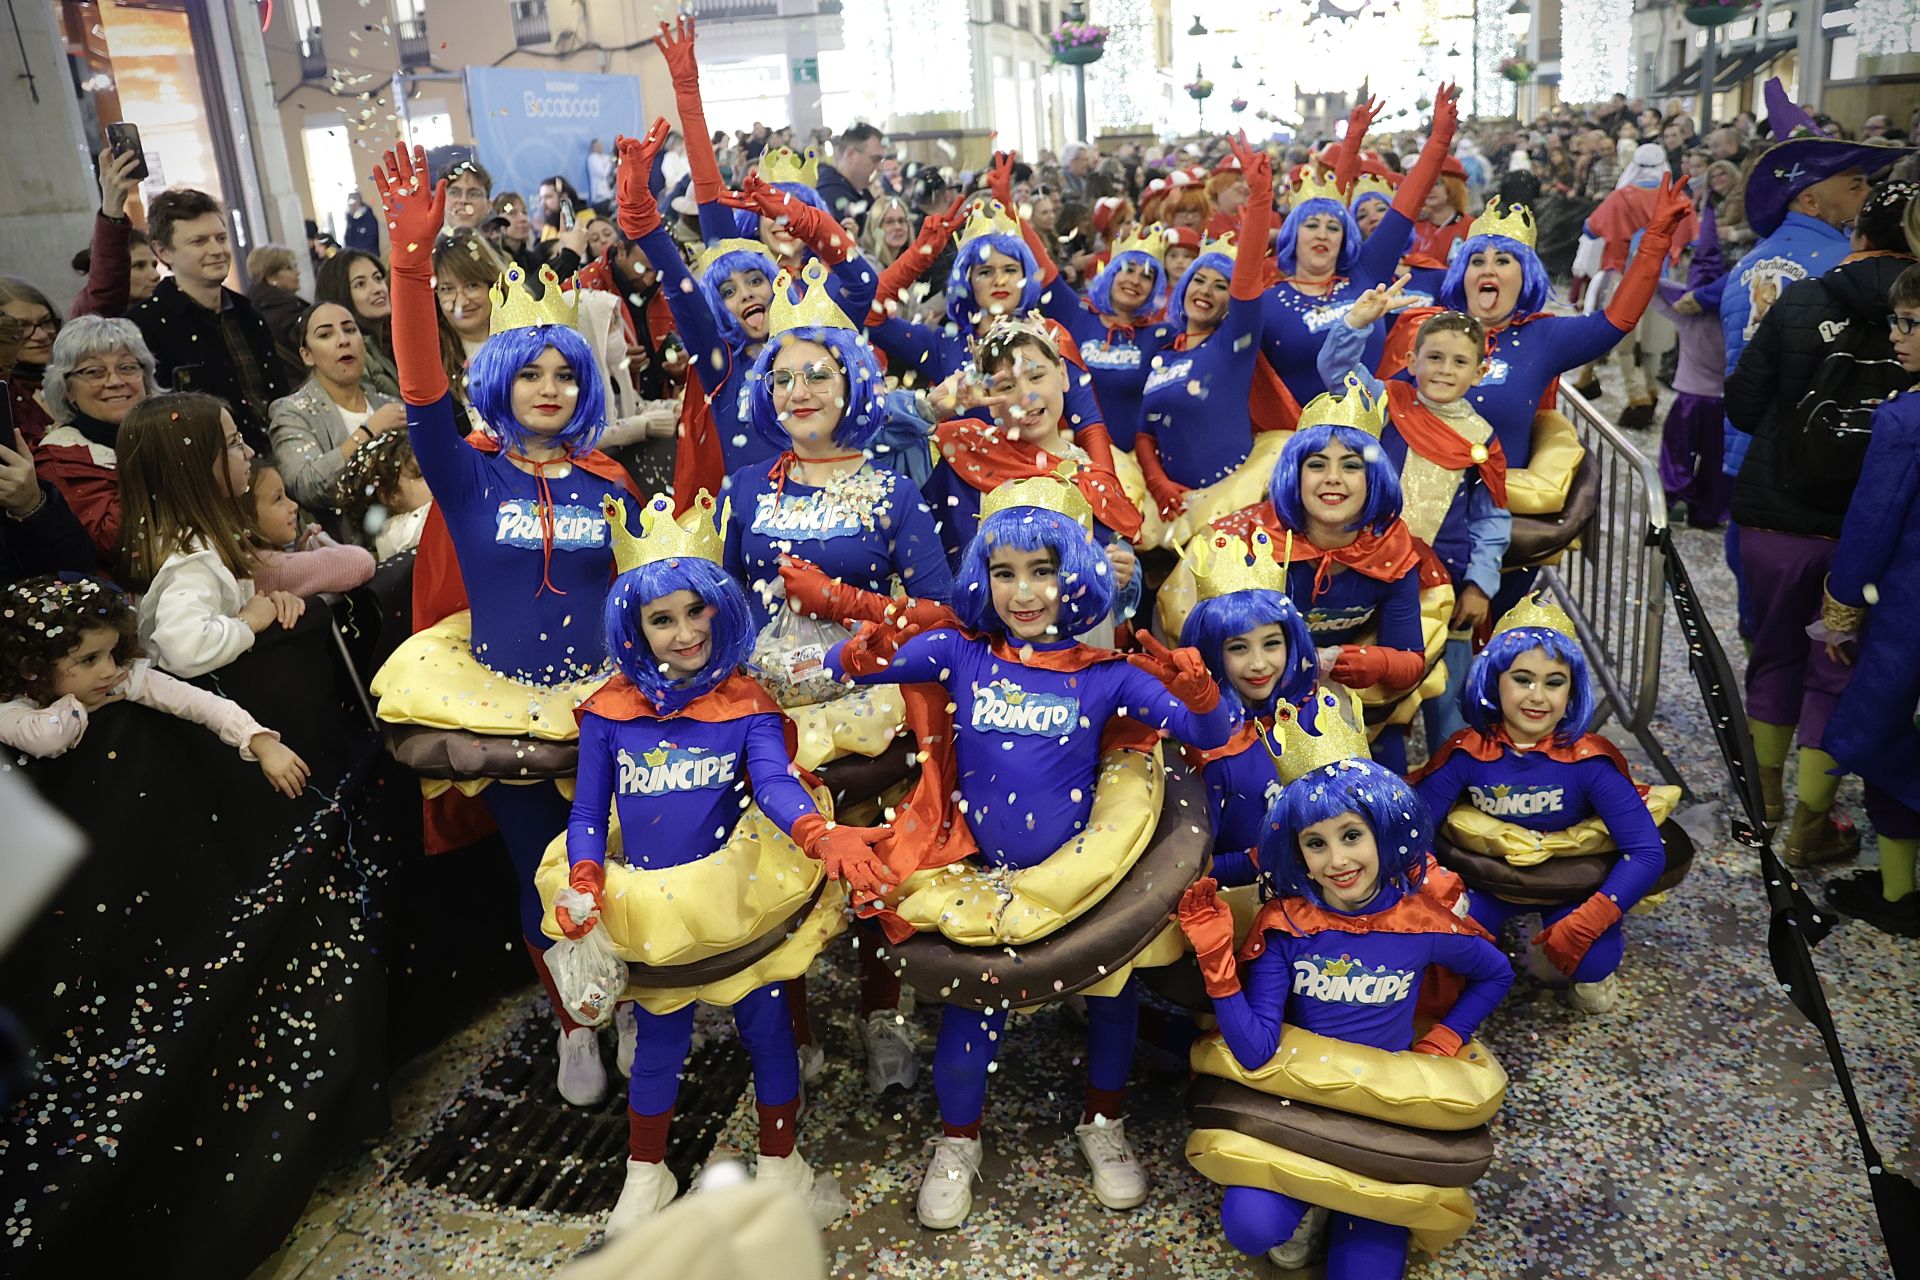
[1,481,99,587]
[126,278,292,447]
[814,162,867,228]
[1728,252,1915,538]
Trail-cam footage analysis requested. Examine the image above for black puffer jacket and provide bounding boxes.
[1728,252,1915,538]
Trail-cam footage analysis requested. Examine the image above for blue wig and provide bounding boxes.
[1085,249,1168,319]
[1180,588,1318,716]
[745,324,888,452]
[1438,234,1551,317]
[699,246,782,349]
[1258,756,1433,909]
[1460,626,1595,746]
[1270,422,1403,536]
[945,233,1042,329]
[604,555,755,711]
[953,506,1114,639]
[1350,190,1392,229]
[467,323,609,456]
[1275,197,1362,277]
[1167,251,1236,331]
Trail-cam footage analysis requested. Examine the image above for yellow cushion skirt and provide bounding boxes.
[1442,785,1682,866]
[1189,1028,1508,1132]
[372,610,604,741]
[1507,411,1584,516]
[1165,430,1294,550]
[785,684,907,772]
[1185,1127,1476,1254]
[535,788,847,1015]
[1111,448,1168,551]
[886,747,1164,948]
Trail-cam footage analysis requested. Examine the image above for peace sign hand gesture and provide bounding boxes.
[1344,273,1417,330]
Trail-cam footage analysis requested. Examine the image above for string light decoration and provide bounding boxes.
[1475,0,1518,117]
[1856,0,1920,56]
[1559,0,1631,103]
[840,0,974,118]
[1086,0,1158,129]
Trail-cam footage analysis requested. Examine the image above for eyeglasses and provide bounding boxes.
[770,364,839,393]
[12,315,57,337]
[70,360,145,384]
[436,281,490,298]
[1891,315,1920,337]
[224,431,250,453]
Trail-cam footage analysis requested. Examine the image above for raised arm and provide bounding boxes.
[1227,133,1274,307]
[867,197,965,323]
[654,19,729,218]
[369,143,450,408]
[617,123,729,376]
[1117,632,1240,748]
[1601,175,1696,334]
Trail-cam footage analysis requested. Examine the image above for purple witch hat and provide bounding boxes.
[1744,78,1913,238]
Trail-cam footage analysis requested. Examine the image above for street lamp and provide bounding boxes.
[1505,0,1532,38]
[1066,0,1090,144]
[1188,15,1208,36]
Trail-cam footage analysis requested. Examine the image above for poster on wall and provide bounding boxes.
[462,66,642,209]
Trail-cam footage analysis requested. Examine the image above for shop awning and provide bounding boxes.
[1649,36,1796,97]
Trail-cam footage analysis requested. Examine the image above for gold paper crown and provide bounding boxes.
[978,461,1095,531]
[604,492,725,574]
[956,199,1022,249]
[1350,172,1396,204]
[1466,198,1538,251]
[1290,164,1348,207]
[694,237,773,278]
[1110,221,1167,262]
[1491,589,1577,640]
[488,263,579,335]
[1186,527,1289,600]
[1297,372,1387,439]
[1263,688,1374,784]
[1198,230,1239,263]
[758,145,820,189]
[770,259,856,333]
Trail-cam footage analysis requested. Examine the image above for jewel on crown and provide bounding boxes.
[1491,589,1578,639]
[488,263,579,336]
[1262,688,1374,784]
[1297,371,1387,439]
[956,199,1023,249]
[769,259,857,334]
[1290,163,1348,207]
[1110,221,1168,262]
[605,492,726,573]
[1186,527,1290,600]
[1466,198,1538,251]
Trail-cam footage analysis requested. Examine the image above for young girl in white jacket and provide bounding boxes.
[116,393,306,678]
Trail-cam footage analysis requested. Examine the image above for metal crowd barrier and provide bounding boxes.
[1537,379,1686,791]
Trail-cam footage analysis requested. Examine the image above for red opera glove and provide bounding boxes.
[987,149,1017,210]
[1337,95,1385,191]
[1605,176,1695,330]
[1129,632,1222,713]
[615,118,672,240]
[1175,877,1240,997]
[1133,436,1191,521]
[1391,82,1462,222]
[554,860,607,941]
[869,196,966,321]
[1532,893,1624,977]
[370,143,450,405]
[835,617,923,678]
[1228,131,1273,204]
[793,813,898,897]
[655,14,702,89]
[1646,172,1694,238]
[1329,643,1426,691]
[1412,1024,1464,1058]
[721,173,855,264]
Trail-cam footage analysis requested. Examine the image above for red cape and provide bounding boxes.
[1213,503,1421,589]
[1415,724,1634,782]
[1383,382,1509,507]
[1238,888,1494,963]
[576,670,817,787]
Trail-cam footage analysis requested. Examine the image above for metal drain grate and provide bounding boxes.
[399,1010,751,1211]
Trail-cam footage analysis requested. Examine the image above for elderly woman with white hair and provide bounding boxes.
[32,314,158,563]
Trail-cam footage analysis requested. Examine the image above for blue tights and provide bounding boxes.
[1221,1186,1409,1279]
[1467,889,1624,982]
[933,981,1139,1129]
[628,981,800,1114]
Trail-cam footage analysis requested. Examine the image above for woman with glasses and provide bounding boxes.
[32,316,158,564]
[1,279,64,446]
[431,232,510,402]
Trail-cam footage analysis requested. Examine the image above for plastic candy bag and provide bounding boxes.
[751,604,853,708]
[546,889,628,1028]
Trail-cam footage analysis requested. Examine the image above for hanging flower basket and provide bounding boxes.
[1186,78,1215,101]
[1230,96,1248,112]
[1050,21,1109,65]
[1499,56,1535,84]
[1683,0,1754,25]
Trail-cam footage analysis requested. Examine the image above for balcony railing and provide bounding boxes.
[692,0,782,18]
[510,0,550,46]
[298,27,326,80]
[397,17,430,68]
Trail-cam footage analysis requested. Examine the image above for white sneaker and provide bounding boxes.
[605,1158,677,1236]
[614,1003,637,1079]
[1523,936,1565,985]
[557,1026,607,1106]
[1074,1116,1148,1210]
[1266,1203,1329,1269]
[797,1041,826,1085]
[1568,973,1621,1014]
[755,1149,817,1199]
[863,1010,920,1093]
[916,1134,984,1229]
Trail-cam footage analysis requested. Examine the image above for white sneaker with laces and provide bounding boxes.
[916,1134,984,1229]
[557,1025,607,1106]
[797,1041,826,1084]
[614,1003,637,1079]
[1074,1116,1148,1210]
[1266,1203,1329,1269]
[1568,973,1621,1014]
[605,1158,678,1236]
[863,1010,920,1093]
[755,1149,817,1198]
